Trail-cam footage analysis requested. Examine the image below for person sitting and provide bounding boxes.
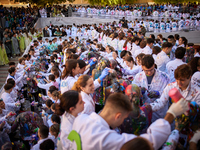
[72,92,189,150]
[31,125,53,150]
[39,139,55,150]
[1,84,20,112]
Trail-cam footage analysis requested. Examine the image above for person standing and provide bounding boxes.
[68,5,72,17]
[11,33,20,57]
[3,33,12,58]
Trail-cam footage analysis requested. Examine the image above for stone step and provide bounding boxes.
[0,78,6,82]
[0,71,8,74]
[0,67,9,71]
[0,74,8,78]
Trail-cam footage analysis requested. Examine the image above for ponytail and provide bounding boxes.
[55,90,80,116]
[62,59,78,79]
[71,82,81,92]
[71,75,90,92]
[55,103,65,116]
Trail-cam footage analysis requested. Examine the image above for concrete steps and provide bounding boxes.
[0,57,20,89]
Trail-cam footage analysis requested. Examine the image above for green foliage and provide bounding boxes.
[87,0,137,6]
[14,0,75,5]
[154,0,200,4]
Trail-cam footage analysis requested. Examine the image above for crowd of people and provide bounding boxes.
[0,18,200,150]
[0,2,200,150]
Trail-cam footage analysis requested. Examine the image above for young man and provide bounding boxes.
[155,42,172,72]
[142,38,154,55]
[7,67,25,89]
[72,93,189,150]
[167,35,177,60]
[166,47,186,83]
[32,125,52,150]
[150,64,200,113]
[133,55,170,121]
[1,84,20,112]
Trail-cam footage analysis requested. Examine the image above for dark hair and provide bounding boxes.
[48,86,58,94]
[8,62,15,67]
[53,54,58,59]
[162,42,173,49]
[39,125,49,139]
[175,47,186,59]
[188,57,200,75]
[40,139,55,150]
[62,59,78,79]
[152,46,161,55]
[168,35,174,40]
[125,56,134,64]
[53,70,60,78]
[71,54,79,59]
[105,93,133,112]
[71,75,90,92]
[121,137,152,150]
[175,64,192,79]
[147,38,154,44]
[8,67,16,74]
[174,34,179,40]
[150,34,155,41]
[140,41,147,49]
[49,74,55,82]
[141,55,154,68]
[55,90,80,116]
[77,59,86,69]
[4,83,14,90]
[45,99,53,108]
[51,114,61,124]
[120,50,129,59]
[7,78,15,86]
[180,37,188,46]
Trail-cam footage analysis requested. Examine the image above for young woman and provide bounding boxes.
[71,73,108,115]
[125,56,136,70]
[55,90,85,150]
[52,90,60,103]
[104,45,114,60]
[60,59,80,94]
[122,56,141,79]
[152,46,161,60]
[178,37,187,48]
[54,28,62,37]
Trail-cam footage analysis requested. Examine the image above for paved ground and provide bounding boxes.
[35,17,200,44]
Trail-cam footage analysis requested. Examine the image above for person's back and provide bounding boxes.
[166,47,186,82]
[72,92,187,150]
[155,42,172,72]
[73,112,137,150]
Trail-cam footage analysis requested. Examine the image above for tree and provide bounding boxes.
[87,0,137,6]
[13,0,75,6]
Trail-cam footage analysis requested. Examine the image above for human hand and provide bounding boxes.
[99,68,110,81]
[190,130,200,144]
[167,98,189,118]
